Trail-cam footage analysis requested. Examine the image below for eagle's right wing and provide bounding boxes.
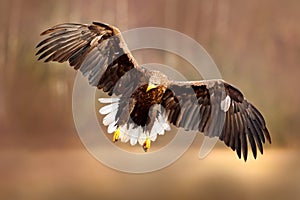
[36,22,147,96]
[161,79,271,161]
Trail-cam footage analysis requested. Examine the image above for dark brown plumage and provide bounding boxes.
[36,21,271,161]
[129,84,167,127]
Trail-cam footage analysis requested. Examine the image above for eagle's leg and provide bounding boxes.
[143,135,151,152]
[142,105,159,152]
[113,127,121,142]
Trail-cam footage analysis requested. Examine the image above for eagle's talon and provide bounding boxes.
[143,138,151,152]
[113,127,120,142]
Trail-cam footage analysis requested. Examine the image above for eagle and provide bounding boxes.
[36,21,271,161]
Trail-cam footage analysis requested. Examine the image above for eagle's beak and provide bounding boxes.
[146,83,157,92]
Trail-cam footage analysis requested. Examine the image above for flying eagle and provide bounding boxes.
[36,22,271,161]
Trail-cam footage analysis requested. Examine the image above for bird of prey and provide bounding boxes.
[36,21,271,161]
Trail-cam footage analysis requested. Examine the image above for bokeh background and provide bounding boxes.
[1,0,300,199]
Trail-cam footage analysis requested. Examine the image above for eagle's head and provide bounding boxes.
[146,71,169,92]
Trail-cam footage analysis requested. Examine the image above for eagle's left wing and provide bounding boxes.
[161,79,271,161]
[36,22,147,96]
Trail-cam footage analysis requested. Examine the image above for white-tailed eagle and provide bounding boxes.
[36,22,271,161]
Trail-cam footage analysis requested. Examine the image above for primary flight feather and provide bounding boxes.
[36,22,271,161]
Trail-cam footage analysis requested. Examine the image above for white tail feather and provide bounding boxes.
[99,103,118,115]
[158,114,170,131]
[120,129,130,143]
[103,109,117,126]
[138,127,147,145]
[98,97,120,103]
[107,122,117,134]
[149,129,158,141]
[155,119,165,135]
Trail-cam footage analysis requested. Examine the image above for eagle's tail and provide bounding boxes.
[98,98,170,151]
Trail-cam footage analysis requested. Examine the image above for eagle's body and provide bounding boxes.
[129,84,167,126]
[36,22,271,161]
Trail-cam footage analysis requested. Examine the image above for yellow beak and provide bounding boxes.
[146,83,157,92]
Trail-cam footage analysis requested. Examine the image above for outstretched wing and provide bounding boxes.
[161,79,271,161]
[36,22,147,95]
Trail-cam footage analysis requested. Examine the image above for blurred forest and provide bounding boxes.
[1,0,300,200]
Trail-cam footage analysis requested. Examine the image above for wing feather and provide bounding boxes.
[36,22,145,96]
[161,80,271,161]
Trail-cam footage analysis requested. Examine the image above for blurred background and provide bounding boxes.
[1,0,300,199]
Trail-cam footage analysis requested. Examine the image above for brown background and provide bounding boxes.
[0,0,299,199]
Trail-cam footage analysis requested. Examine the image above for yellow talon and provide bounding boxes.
[143,138,151,152]
[113,128,120,142]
